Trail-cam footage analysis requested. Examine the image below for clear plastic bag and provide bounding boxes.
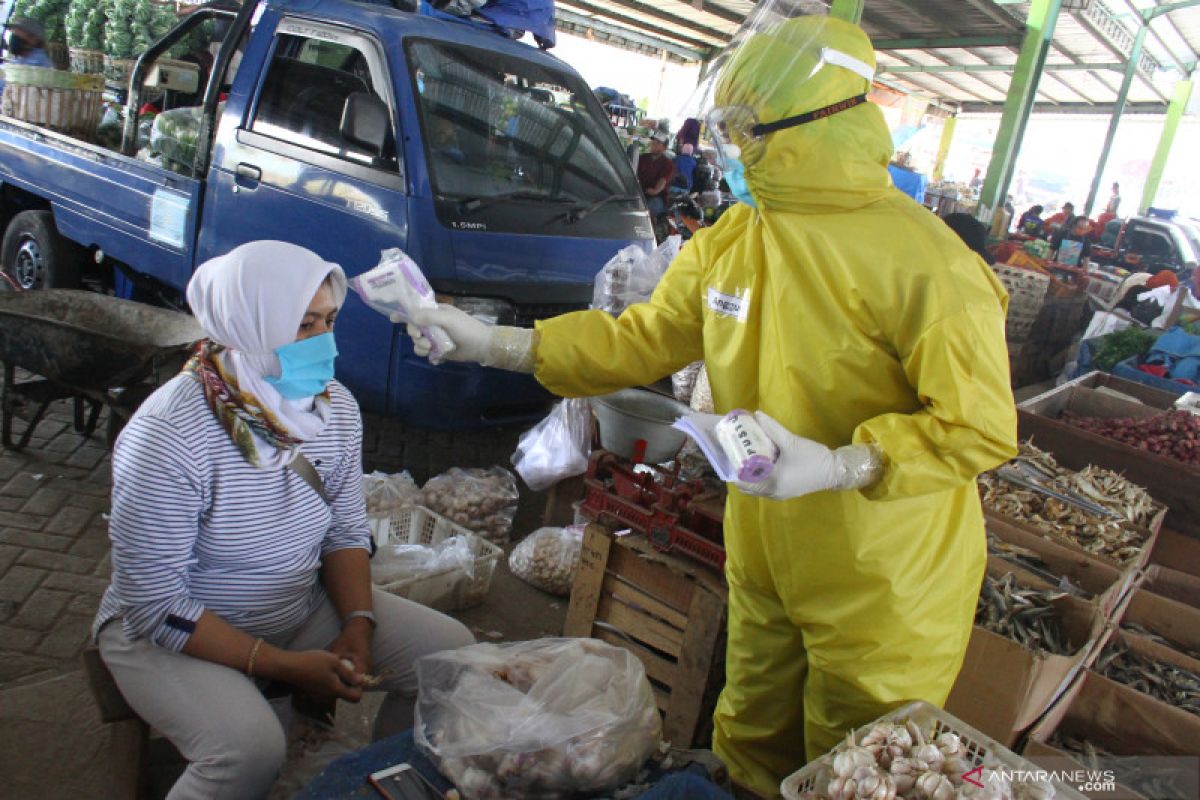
[370,534,475,585]
[362,469,421,514]
[508,525,585,596]
[671,361,704,405]
[511,399,593,491]
[419,467,520,543]
[591,237,681,315]
[415,638,662,799]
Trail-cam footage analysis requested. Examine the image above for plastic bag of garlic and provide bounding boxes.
[508,525,585,596]
[415,638,662,799]
[418,467,520,543]
[362,470,421,514]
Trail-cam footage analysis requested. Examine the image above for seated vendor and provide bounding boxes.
[93,240,473,798]
[1052,215,1093,266]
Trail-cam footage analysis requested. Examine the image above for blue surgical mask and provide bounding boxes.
[266,332,338,400]
[724,157,757,208]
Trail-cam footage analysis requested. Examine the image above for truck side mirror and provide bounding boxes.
[341,92,390,157]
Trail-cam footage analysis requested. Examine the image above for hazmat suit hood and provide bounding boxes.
[713,16,893,213]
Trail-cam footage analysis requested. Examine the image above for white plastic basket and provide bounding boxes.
[781,701,1088,800]
[369,506,501,612]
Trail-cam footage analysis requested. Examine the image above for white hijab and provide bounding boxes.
[186,240,348,468]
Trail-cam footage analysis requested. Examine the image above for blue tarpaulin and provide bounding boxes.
[888,164,927,204]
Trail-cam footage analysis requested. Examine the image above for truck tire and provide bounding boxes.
[1,210,83,291]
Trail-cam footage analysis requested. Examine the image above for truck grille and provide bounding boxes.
[514,302,588,327]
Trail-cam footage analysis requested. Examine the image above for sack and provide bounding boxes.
[592,238,681,315]
[511,399,593,491]
[415,638,662,799]
[418,467,519,543]
[508,525,585,596]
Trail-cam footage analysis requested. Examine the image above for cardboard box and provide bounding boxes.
[986,516,1135,619]
[1150,527,1200,579]
[981,503,1164,573]
[1024,670,1200,800]
[1016,405,1200,539]
[1138,564,1200,610]
[946,560,1107,747]
[1115,587,1200,665]
[1020,371,1180,415]
[1094,628,1200,713]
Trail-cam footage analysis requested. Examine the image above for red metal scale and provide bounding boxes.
[578,449,726,570]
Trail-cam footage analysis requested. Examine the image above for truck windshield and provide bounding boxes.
[408,40,637,206]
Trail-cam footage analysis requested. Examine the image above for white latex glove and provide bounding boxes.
[734,411,882,500]
[398,304,537,373]
[399,304,489,363]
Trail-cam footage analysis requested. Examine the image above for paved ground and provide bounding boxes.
[0,396,569,799]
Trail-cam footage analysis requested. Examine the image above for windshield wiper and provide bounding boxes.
[563,193,641,223]
[453,190,580,215]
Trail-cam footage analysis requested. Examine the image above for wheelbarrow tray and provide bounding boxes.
[0,290,203,390]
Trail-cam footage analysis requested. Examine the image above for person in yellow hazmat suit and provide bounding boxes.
[399,9,1017,796]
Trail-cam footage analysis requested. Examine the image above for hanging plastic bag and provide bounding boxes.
[362,470,421,514]
[508,525,585,596]
[415,638,662,799]
[511,399,593,491]
[419,467,520,543]
[591,237,681,315]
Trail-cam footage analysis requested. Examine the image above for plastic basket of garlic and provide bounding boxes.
[368,506,502,612]
[781,701,1087,800]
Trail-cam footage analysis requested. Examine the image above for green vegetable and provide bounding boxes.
[1092,327,1162,372]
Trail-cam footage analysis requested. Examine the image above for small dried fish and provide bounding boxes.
[976,572,1073,655]
[979,442,1155,565]
[1049,732,1192,799]
[986,533,1093,599]
[1121,622,1200,662]
[1097,641,1200,716]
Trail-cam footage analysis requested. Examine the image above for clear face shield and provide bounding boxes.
[683,0,877,174]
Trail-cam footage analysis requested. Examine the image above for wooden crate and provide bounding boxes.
[564,524,726,748]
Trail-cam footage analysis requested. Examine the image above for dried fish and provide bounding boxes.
[976,573,1073,656]
[1121,622,1200,662]
[1049,733,1192,799]
[986,534,1092,599]
[1097,641,1200,716]
[979,442,1156,565]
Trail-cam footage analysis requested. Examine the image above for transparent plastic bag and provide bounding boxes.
[362,469,421,514]
[370,534,475,585]
[149,105,203,169]
[671,361,704,405]
[508,525,585,596]
[419,467,520,543]
[591,237,681,315]
[415,638,662,799]
[511,399,593,491]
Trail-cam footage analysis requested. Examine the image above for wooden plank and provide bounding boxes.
[1065,386,1160,421]
[594,625,678,687]
[605,541,696,613]
[564,525,612,637]
[652,684,670,713]
[597,593,685,656]
[605,572,690,630]
[663,583,727,747]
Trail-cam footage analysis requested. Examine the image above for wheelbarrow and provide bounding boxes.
[0,290,204,450]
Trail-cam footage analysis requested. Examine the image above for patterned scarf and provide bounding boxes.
[183,340,330,467]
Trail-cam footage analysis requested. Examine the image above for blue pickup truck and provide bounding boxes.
[0,0,652,428]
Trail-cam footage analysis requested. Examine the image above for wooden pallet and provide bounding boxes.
[564,524,727,748]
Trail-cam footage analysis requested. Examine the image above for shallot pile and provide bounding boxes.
[1061,410,1200,466]
[796,717,1054,800]
[419,467,519,543]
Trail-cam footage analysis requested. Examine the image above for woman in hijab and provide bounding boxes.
[92,241,473,799]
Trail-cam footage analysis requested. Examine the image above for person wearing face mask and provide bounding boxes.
[92,241,473,800]
[395,9,1016,795]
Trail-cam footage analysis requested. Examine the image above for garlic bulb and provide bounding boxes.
[862,724,892,747]
[906,719,926,747]
[937,731,964,757]
[833,746,876,779]
[889,726,913,750]
[914,742,945,770]
[916,771,955,800]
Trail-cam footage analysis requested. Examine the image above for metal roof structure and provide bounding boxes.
[553,0,1200,114]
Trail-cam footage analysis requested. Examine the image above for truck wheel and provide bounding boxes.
[0,211,83,290]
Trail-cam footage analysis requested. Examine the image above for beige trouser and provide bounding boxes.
[98,588,474,800]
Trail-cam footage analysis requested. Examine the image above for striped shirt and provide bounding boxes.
[93,374,371,652]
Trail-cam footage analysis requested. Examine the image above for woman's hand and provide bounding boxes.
[328,618,375,679]
[274,649,365,702]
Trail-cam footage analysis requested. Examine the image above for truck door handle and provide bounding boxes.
[235,162,262,185]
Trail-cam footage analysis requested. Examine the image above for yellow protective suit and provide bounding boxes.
[534,17,1018,797]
